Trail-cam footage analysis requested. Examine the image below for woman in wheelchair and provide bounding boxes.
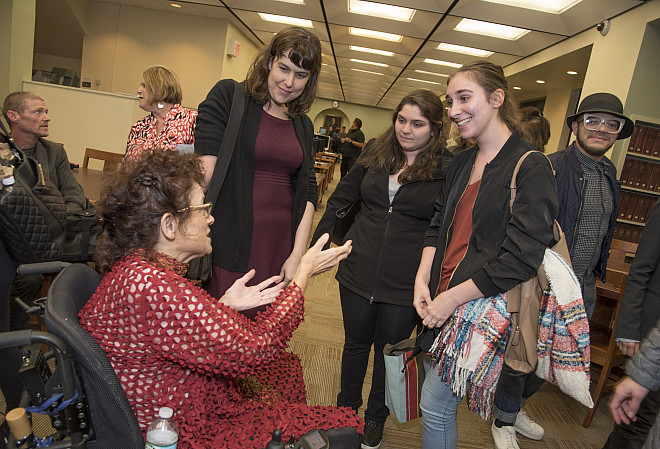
[78,150,363,448]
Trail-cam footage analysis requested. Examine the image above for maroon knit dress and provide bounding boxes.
[207,110,302,317]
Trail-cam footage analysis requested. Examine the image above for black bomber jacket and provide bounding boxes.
[425,133,559,297]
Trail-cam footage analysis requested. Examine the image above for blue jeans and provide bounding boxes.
[420,362,463,449]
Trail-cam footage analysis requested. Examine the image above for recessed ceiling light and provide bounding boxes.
[513,86,522,90]
[349,45,394,57]
[536,80,546,84]
[258,13,313,28]
[348,0,415,22]
[407,78,442,85]
[454,18,530,40]
[437,43,493,58]
[351,59,388,67]
[274,0,305,4]
[415,70,449,77]
[481,0,582,14]
[567,70,578,75]
[351,68,385,75]
[170,3,182,7]
[349,27,403,43]
[423,59,462,68]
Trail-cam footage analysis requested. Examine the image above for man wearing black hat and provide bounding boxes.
[489,93,633,449]
[549,92,633,318]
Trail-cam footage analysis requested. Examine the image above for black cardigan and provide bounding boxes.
[312,142,452,306]
[425,133,558,297]
[195,79,318,271]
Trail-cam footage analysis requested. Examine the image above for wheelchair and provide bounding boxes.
[1,263,360,449]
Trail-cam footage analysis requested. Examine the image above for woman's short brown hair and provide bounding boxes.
[245,26,321,118]
[94,150,204,273]
[143,66,182,105]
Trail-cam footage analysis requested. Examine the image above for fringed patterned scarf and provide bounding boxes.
[536,249,593,408]
[429,248,594,419]
[429,293,510,418]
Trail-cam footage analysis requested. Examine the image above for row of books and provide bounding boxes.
[618,192,658,224]
[620,159,660,193]
[613,222,645,243]
[628,124,660,158]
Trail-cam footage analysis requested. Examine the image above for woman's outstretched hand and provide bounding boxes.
[222,270,285,311]
[292,233,352,291]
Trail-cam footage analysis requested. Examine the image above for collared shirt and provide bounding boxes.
[570,147,614,307]
[124,104,198,162]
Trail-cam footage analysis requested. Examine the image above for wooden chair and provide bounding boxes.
[83,148,123,172]
[583,239,638,427]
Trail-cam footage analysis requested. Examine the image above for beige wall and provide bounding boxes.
[0,0,36,100]
[221,22,260,83]
[310,98,393,143]
[33,52,82,75]
[542,87,574,154]
[24,80,137,168]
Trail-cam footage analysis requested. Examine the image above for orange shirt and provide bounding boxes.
[438,180,481,294]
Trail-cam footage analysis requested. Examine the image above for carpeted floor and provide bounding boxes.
[292,161,616,449]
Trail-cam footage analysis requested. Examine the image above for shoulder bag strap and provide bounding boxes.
[204,81,245,204]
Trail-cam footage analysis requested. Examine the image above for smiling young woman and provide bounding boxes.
[413,61,558,449]
[194,27,322,317]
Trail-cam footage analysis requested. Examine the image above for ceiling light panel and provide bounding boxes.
[258,13,313,28]
[348,0,415,23]
[481,0,582,14]
[349,46,395,57]
[424,59,462,68]
[406,78,442,85]
[351,68,386,75]
[414,70,449,78]
[454,18,530,40]
[349,27,403,42]
[350,58,389,67]
[437,43,493,57]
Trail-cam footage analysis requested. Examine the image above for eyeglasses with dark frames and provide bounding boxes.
[176,202,213,217]
[579,114,624,134]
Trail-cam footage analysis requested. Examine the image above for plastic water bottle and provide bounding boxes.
[0,175,15,203]
[145,407,178,449]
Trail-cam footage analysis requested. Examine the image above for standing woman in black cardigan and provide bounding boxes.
[312,89,452,449]
[195,27,321,318]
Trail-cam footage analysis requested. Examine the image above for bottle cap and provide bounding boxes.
[2,175,14,186]
[6,407,32,440]
[158,407,173,419]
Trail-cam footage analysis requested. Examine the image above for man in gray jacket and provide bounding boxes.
[610,315,660,449]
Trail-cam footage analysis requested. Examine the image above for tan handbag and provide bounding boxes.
[503,151,571,373]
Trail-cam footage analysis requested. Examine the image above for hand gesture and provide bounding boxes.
[292,233,352,290]
[222,270,284,311]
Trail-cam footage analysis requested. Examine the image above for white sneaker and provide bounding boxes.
[491,422,519,449]
[514,410,544,440]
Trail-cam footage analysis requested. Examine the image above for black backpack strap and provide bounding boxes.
[204,81,245,204]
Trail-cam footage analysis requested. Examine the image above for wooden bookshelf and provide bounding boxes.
[614,117,660,244]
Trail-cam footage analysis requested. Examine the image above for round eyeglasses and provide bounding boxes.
[580,114,624,134]
[176,202,213,217]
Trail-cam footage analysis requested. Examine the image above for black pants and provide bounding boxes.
[0,238,23,411]
[340,156,357,179]
[603,388,660,449]
[337,284,419,422]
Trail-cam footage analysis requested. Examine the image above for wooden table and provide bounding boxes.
[315,173,326,205]
[314,161,331,194]
[73,167,104,203]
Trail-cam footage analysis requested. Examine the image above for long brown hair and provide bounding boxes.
[358,89,446,183]
[449,61,520,134]
[519,106,551,152]
[245,26,321,119]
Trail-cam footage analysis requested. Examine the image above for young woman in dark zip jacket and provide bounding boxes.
[312,89,453,449]
[413,61,558,449]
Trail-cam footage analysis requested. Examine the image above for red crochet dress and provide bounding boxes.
[79,250,363,448]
